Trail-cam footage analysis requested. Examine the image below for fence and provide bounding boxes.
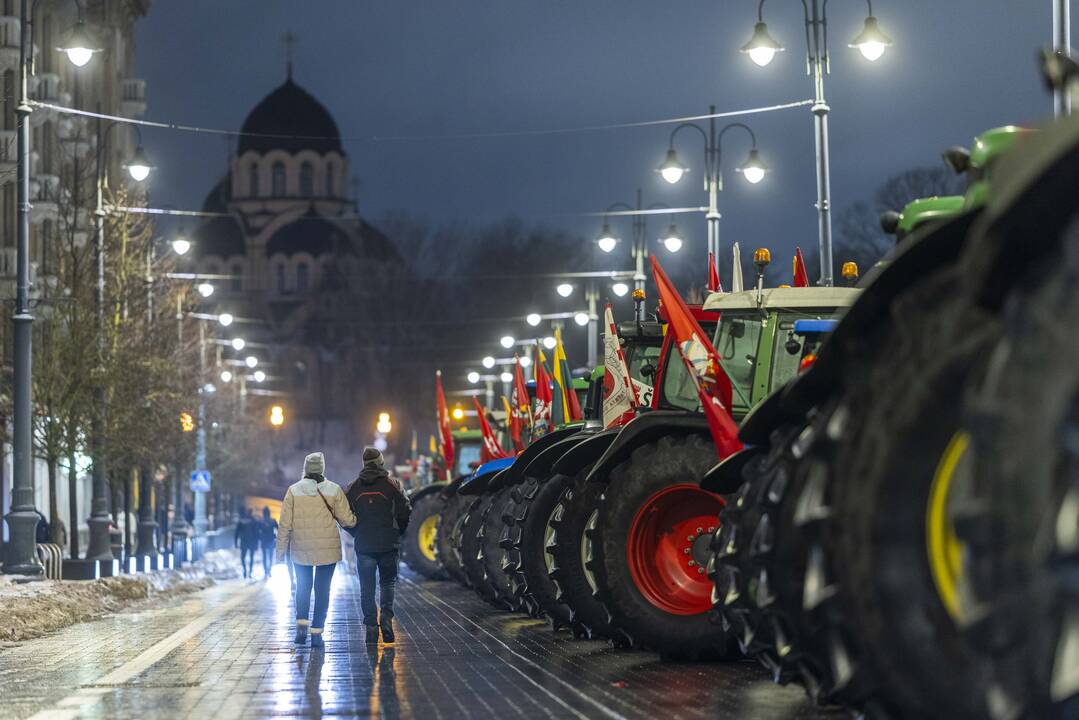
[35,543,63,580]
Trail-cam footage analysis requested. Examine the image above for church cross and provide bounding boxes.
[282,31,298,79]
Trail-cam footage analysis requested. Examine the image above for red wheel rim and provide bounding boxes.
[626,483,724,615]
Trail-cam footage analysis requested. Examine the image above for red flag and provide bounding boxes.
[650,256,742,459]
[533,349,554,435]
[436,370,454,478]
[793,247,810,288]
[510,355,531,450]
[473,397,511,462]
[708,251,722,293]
[602,304,638,428]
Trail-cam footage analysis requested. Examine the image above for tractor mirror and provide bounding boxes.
[784,333,802,355]
[640,362,656,382]
[942,146,971,175]
[880,210,902,235]
[730,319,746,338]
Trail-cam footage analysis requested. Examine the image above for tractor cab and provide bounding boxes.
[702,287,860,420]
[451,429,483,477]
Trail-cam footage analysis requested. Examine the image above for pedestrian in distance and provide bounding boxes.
[258,506,278,579]
[345,447,411,644]
[234,508,260,579]
[276,451,356,648]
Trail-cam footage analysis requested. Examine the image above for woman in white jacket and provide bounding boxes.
[276,452,356,647]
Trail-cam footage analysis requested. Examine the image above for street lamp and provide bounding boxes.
[596,191,670,318]
[741,0,892,285]
[220,370,233,383]
[542,336,557,350]
[500,335,516,349]
[663,224,684,253]
[245,355,258,368]
[467,371,481,384]
[611,282,630,297]
[230,337,245,351]
[171,237,191,256]
[253,370,266,383]
[526,312,542,327]
[197,282,215,298]
[574,312,590,327]
[57,19,101,67]
[519,355,532,368]
[217,313,234,327]
[269,405,285,427]
[596,223,619,253]
[556,283,574,298]
[482,355,496,369]
[376,412,392,435]
[124,145,154,182]
[658,118,765,262]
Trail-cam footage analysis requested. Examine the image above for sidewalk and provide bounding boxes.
[0,566,840,719]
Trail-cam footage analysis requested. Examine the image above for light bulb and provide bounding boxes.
[611,282,629,297]
[253,370,266,382]
[858,41,886,61]
[467,371,481,384]
[172,238,191,255]
[598,235,617,253]
[519,356,532,368]
[556,283,573,297]
[500,335,516,349]
[574,312,590,326]
[231,337,245,351]
[197,282,214,298]
[500,372,513,383]
[245,355,258,368]
[482,356,496,369]
[219,370,233,383]
[542,336,557,350]
[748,47,777,67]
[742,166,766,184]
[217,313,233,327]
[526,313,542,327]
[664,235,683,253]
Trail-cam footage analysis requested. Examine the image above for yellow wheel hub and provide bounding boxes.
[418,514,439,563]
[927,431,968,622]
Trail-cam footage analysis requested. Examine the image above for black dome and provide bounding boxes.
[266,211,347,257]
[194,178,244,258]
[238,78,342,155]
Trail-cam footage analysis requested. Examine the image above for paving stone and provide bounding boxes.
[0,565,843,719]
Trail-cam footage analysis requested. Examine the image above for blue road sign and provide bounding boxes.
[190,470,212,493]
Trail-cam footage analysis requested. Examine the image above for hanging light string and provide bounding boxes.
[27,98,813,143]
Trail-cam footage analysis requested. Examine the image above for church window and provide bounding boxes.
[325,166,334,197]
[276,263,287,293]
[248,164,259,197]
[272,162,286,196]
[230,263,242,292]
[299,162,313,196]
[296,262,308,292]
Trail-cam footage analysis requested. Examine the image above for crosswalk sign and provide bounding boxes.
[190,470,212,493]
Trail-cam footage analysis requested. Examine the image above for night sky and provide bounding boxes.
[136,0,1049,281]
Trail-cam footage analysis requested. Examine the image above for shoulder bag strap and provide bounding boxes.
[315,486,344,530]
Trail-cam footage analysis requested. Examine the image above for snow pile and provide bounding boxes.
[0,549,242,643]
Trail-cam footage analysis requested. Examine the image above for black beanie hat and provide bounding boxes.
[363,447,385,467]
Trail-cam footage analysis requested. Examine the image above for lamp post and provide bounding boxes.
[596,189,679,321]
[87,116,153,563]
[1054,0,1072,117]
[740,0,892,286]
[658,115,766,267]
[5,1,98,574]
[551,272,636,367]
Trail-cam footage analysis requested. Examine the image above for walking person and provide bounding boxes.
[234,508,260,578]
[346,447,411,644]
[258,507,277,579]
[276,452,356,648]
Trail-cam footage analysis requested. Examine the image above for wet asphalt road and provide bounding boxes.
[0,563,845,719]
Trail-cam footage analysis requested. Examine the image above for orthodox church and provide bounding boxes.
[192,58,402,488]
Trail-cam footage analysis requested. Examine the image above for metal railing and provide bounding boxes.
[35,543,62,579]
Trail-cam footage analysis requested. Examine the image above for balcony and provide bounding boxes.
[0,17,20,73]
[121,79,146,117]
[29,173,59,224]
[0,129,15,174]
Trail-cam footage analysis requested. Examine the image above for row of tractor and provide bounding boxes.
[403,69,1079,720]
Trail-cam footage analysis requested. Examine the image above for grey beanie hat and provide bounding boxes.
[303,452,326,477]
[362,447,385,467]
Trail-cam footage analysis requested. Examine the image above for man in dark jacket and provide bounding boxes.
[346,447,411,643]
[257,507,278,579]
[234,508,260,579]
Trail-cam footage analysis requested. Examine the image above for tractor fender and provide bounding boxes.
[584,411,709,485]
[784,210,978,413]
[701,447,760,494]
[406,482,448,505]
[522,433,588,482]
[490,425,583,490]
[458,456,516,496]
[966,115,1079,309]
[551,427,621,478]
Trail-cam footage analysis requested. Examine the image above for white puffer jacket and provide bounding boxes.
[275,477,357,566]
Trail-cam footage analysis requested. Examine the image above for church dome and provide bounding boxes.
[238,78,342,156]
[266,210,348,257]
[194,178,245,258]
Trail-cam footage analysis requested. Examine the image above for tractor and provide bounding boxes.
[707,122,1038,717]
[545,281,859,658]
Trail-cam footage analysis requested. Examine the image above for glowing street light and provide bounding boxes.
[467,371,481,383]
[231,337,246,351]
[269,405,285,427]
[526,313,542,327]
[172,237,191,255]
[219,370,233,383]
[376,412,392,434]
[574,312,590,327]
[500,335,516,349]
[740,20,784,67]
[197,282,215,298]
[658,148,688,184]
[737,149,768,184]
[556,283,574,298]
[519,355,532,367]
[542,336,557,350]
[58,21,102,68]
[611,282,630,297]
[124,146,154,183]
[253,370,266,383]
[500,371,513,383]
[663,224,683,253]
[849,14,893,61]
[596,223,619,253]
[451,406,465,421]
[245,355,258,368]
[217,313,233,327]
[482,356,496,369]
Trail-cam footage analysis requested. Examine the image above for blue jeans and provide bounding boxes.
[356,551,398,627]
[294,563,336,633]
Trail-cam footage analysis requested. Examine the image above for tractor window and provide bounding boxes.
[770,317,804,391]
[714,314,763,412]
[454,443,482,477]
[658,322,716,412]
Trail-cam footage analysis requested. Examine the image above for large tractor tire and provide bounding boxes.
[458,494,498,604]
[547,468,619,640]
[588,434,735,659]
[479,486,518,611]
[711,422,830,689]
[796,268,997,717]
[959,234,1079,719]
[401,492,447,580]
[438,491,470,586]
[500,474,573,626]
